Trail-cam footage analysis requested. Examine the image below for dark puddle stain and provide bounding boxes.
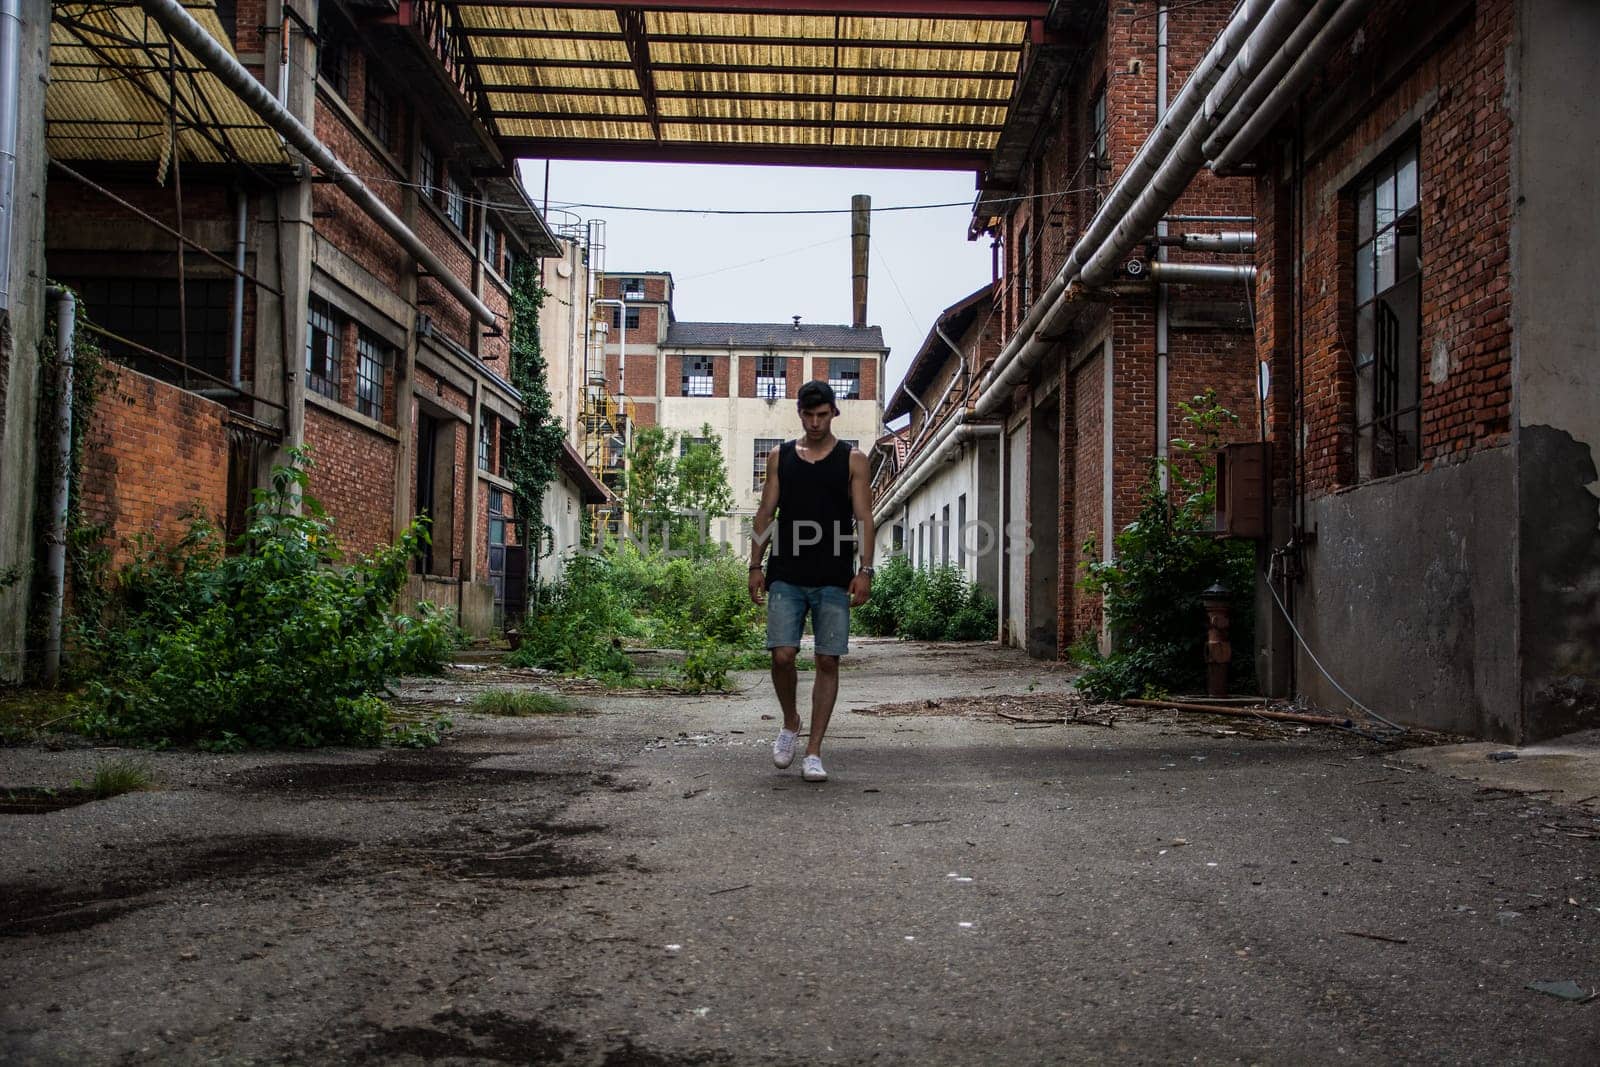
[231,749,572,797]
[0,833,352,938]
[359,1009,733,1065]
[403,823,609,882]
[0,787,97,815]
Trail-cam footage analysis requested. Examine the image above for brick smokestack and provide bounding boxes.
[851,194,870,328]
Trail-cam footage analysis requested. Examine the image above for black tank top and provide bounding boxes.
[765,439,856,590]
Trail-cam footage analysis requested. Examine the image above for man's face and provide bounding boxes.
[798,402,835,442]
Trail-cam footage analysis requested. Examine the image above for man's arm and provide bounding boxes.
[748,444,782,603]
[847,449,875,607]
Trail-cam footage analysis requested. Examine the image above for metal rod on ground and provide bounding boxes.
[1121,697,1352,727]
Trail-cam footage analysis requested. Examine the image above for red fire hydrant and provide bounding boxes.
[1202,581,1232,698]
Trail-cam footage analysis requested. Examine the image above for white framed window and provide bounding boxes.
[828,357,861,399]
[683,354,714,396]
[756,354,785,399]
[753,437,782,491]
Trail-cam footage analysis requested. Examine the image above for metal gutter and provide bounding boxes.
[136,0,499,327]
[0,0,21,310]
[871,418,1000,526]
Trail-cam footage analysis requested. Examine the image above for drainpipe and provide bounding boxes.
[1155,1,1170,491]
[229,190,247,386]
[42,287,76,686]
[1208,0,1377,174]
[0,0,21,311]
[135,0,498,328]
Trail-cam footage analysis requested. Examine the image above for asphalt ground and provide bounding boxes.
[2,639,1597,1065]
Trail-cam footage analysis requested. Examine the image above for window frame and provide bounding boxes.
[828,357,861,400]
[305,297,343,401]
[682,354,714,397]
[363,75,392,151]
[756,353,786,399]
[752,437,782,492]
[1351,138,1423,483]
[355,328,388,420]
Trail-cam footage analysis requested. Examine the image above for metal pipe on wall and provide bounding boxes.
[230,190,247,386]
[135,0,498,327]
[1155,1,1171,490]
[1148,262,1259,285]
[1200,0,1342,161]
[42,287,76,685]
[0,0,22,311]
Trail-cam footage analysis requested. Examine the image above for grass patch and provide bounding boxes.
[90,757,153,798]
[470,690,578,717]
[728,649,814,671]
[0,689,73,744]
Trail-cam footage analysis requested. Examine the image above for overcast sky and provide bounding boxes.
[519,160,993,402]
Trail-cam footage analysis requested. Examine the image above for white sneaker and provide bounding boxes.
[801,755,828,782]
[773,728,798,769]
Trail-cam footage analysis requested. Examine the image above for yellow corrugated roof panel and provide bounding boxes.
[47,2,287,167]
[451,2,1047,168]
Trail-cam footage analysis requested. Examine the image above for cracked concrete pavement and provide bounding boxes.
[2,638,1598,1065]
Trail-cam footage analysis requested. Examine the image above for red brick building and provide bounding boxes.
[1236,0,1600,740]
[42,0,568,635]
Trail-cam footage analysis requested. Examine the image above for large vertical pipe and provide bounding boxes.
[1155,2,1171,491]
[851,194,870,328]
[230,190,247,386]
[0,0,22,311]
[43,288,76,686]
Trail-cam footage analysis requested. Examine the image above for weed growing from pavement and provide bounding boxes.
[89,758,153,798]
[471,690,577,717]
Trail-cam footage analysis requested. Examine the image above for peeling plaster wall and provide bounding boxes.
[1299,448,1518,738]
[1511,0,1600,740]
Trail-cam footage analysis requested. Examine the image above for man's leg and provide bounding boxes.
[806,654,839,757]
[771,645,801,732]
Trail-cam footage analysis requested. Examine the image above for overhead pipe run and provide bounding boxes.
[973,0,1351,419]
[872,418,1001,527]
[1199,0,1342,162]
[1165,230,1256,253]
[973,0,1276,417]
[135,0,499,327]
[1145,261,1258,285]
[1209,0,1378,174]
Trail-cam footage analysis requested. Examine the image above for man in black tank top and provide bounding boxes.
[748,380,876,783]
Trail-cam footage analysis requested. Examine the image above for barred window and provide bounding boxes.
[419,142,439,201]
[753,438,782,492]
[356,329,389,420]
[445,171,469,232]
[1353,140,1422,481]
[828,358,861,399]
[682,354,714,396]
[364,77,392,151]
[305,297,342,400]
[69,277,232,385]
[478,410,493,471]
[756,354,785,399]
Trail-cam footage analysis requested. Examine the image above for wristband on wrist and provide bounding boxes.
[749,563,764,571]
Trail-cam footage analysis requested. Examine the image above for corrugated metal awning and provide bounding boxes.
[47,2,288,168]
[450,0,1051,170]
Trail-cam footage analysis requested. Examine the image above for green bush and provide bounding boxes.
[510,551,639,676]
[1076,392,1256,702]
[853,555,996,642]
[69,449,457,748]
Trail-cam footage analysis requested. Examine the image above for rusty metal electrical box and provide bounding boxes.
[1214,442,1269,539]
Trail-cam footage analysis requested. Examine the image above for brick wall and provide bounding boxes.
[1263,0,1513,498]
[304,406,398,559]
[79,363,230,564]
[1070,349,1105,637]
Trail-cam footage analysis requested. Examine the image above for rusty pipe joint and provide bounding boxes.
[1202,580,1233,698]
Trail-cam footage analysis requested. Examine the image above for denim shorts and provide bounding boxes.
[765,580,851,657]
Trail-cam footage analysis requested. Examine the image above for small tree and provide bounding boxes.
[673,423,735,555]
[622,426,678,549]
[1076,391,1256,700]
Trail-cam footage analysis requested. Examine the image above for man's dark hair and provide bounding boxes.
[797,379,838,413]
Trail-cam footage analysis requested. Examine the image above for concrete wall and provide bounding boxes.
[405,574,494,639]
[540,237,590,450]
[0,0,49,682]
[1298,447,1518,737]
[539,467,589,585]
[1511,0,1600,739]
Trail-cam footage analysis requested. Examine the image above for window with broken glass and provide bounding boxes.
[305,297,342,401]
[1352,140,1422,481]
[753,438,782,492]
[682,354,714,396]
[828,357,861,399]
[445,171,469,232]
[756,354,785,398]
[364,76,392,152]
[355,329,389,420]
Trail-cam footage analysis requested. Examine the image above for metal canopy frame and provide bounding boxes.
[436,0,1052,170]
